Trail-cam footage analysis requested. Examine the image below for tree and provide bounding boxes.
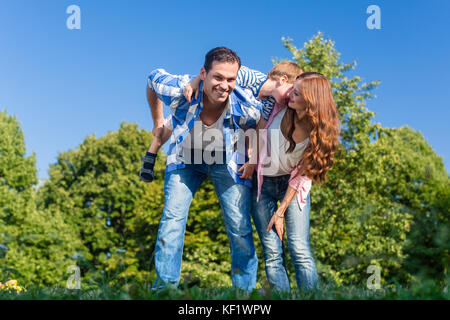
[36,122,234,288]
[37,122,161,285]
[31,32,449,289]
[0,110,80,286]
[280,34,448,286]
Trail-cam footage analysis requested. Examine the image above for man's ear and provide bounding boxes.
[200,67,207,81]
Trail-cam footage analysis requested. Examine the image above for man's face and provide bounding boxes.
[200,61,239,105]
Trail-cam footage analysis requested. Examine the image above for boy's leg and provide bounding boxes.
[209,163,258,291]
[153,165,206,290]
[139,125,172,182]
[148,126,172,154]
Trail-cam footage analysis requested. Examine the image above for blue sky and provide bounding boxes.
[1,0,449,181]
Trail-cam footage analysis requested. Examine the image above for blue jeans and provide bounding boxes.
[152,158,258,291]
[251,174,318,292]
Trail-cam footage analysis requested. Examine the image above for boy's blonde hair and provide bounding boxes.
[267,61,303,84]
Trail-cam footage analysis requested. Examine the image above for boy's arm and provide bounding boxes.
[237,67,275,122]
[183,76,201,103]
[236,66,267,89]
[260,97,276,122]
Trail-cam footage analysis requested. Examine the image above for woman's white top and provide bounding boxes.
[261,108,309,177]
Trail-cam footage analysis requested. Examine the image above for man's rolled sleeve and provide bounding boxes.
[147,68,192,108]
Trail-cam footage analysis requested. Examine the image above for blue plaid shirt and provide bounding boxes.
[148,68,264,188]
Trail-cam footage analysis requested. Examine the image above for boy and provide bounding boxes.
[139,61,303,182]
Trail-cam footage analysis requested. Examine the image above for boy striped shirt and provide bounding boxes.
[237,66,276,121]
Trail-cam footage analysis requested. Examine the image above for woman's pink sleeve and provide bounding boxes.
[288,167,312,210]
[288,167,310,191]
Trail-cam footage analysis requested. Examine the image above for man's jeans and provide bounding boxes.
[152,158,258,291]
[251,174,318,292]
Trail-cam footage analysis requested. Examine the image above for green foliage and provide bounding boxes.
[36,122,165,285]
[1,32,448,291]
[0,110,79,286]
[280,33,381,148]
[1,279,448,300]
[280,34,448,286]
[36,122,237,288]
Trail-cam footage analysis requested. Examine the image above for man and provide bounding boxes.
[146,47,262,291]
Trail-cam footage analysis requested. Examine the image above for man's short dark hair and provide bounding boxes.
[204,47,241,73]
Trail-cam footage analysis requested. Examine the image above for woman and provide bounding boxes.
[251,72,340,292]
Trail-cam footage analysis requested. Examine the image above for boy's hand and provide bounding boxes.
[183,76,201,103]
[237,162,256,180]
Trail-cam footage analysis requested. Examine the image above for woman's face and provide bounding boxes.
[287,79,306,112]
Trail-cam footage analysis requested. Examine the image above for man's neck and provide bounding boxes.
[200,92,228,126]
[202,92,227,112]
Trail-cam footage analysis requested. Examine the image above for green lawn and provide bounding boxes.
[1,280,447,300]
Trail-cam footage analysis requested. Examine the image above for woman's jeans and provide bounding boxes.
[152,160,258,291]
[251,174,318,292]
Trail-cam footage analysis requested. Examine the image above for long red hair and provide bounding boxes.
[285,72,340,183]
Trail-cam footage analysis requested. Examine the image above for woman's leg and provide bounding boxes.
[284,194,318,290]
[251,175,291,292]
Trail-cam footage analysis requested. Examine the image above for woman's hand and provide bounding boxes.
[266,185,299,240]
[267,207,286,241]
[237,162,256,180]
[183,76,201,103]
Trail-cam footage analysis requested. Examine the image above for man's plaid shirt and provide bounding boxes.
[147,68,264,188]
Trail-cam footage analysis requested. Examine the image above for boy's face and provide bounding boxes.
[271,78,293,104]
[200,61,239,105]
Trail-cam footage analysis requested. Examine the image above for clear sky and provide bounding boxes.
[1,0,449,181]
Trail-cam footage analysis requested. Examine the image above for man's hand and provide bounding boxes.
[183,76,201,103]
[237,162,256,180]
[152,125,165,143]
[152,117,165,134]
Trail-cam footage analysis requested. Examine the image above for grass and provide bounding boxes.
[1,279,448,300]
